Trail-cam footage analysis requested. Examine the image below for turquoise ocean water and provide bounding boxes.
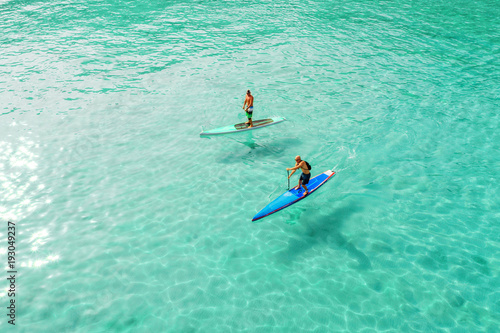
[1,0,499,331]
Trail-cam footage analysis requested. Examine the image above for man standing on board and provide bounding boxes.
[242,90,254,128]
[287,155,311,196]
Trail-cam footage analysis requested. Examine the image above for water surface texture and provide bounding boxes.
[1,0,499,332]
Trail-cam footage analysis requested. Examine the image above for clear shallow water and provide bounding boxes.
[1,0,499,331]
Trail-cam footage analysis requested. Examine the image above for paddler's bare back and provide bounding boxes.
[245,94,253,107]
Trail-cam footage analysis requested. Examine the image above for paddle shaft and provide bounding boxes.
[287,170,290,190]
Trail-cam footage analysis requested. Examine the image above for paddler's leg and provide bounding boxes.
[302,173,310,195]
[248,110,253,128]
[247,107,253,127]
[302,184,309,196]
[294,178,302,191]
[295,172,305,190]
[245,109,250,125]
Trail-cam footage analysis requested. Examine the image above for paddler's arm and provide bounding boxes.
[286,162,303,178]
[287,161,304,171]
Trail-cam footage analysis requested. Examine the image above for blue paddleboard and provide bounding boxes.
[252,170,336,222]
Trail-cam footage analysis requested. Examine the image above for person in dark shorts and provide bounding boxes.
[242,90,254,128]
[286,155,312,196]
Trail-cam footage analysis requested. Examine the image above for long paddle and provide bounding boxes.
[287,170,290,190]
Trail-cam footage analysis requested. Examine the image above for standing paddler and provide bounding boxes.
[242,90,254,128]
[286,155,312,196]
